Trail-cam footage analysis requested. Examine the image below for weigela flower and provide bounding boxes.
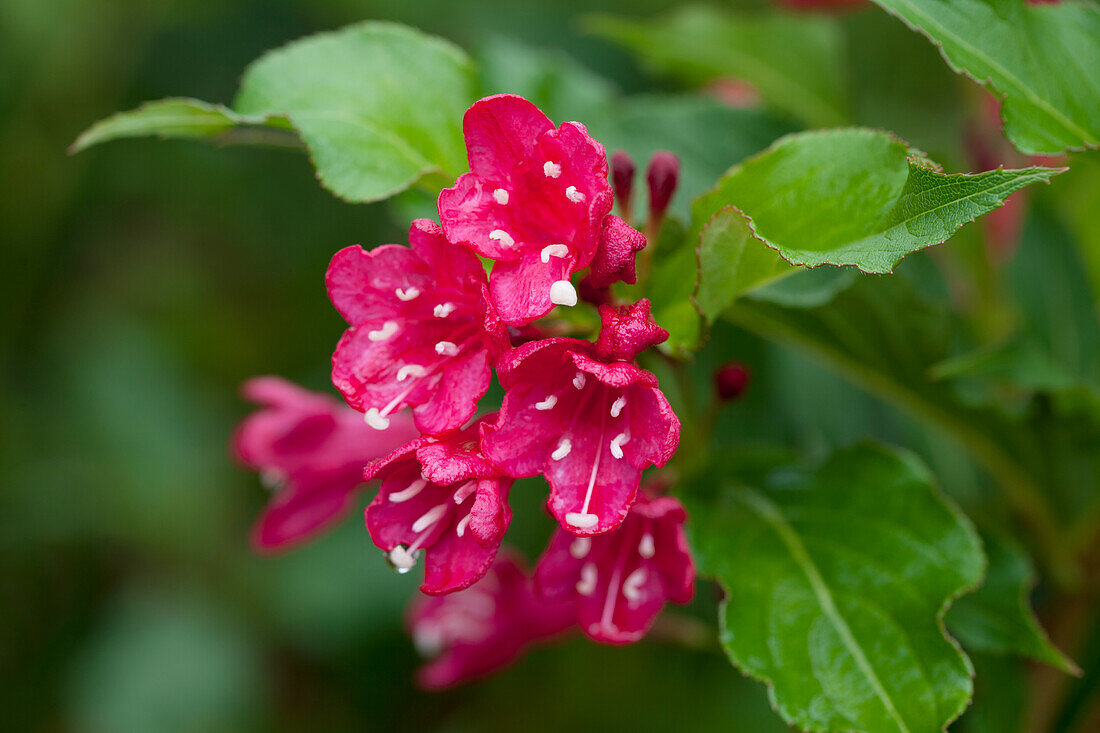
[437,94,614,326]
[534,490,694,644]
[583,215,648,290]
[408,553,575,689]
[363,417,512,594]
[327,218,509,436]
[482,300,680,536]
[233,376,418,551]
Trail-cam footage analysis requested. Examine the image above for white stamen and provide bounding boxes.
[412,503,448,533]
[566,512,599,529]
[549,279,578,306]
[493,188,509,205]
[397,364,426,381]
[433,302,456,318]
[455,513,472,537]
[388,545,419,573]
[435,341,458,356]
[551,438,572,461]
[389,478,428,503]
[535,395,558,411]
[364,408,390,430]
[368,320,398,342]
[565,185,586,203]
[610,396,627,418]
[396,287,420,301]
[570,537,592,559]
[639,532,656,559]
[489,229,515,248]
[610,432,629,460]
[573,371,586,390]
[622,567,648,602]
[543,161,562,178]
[540,244,569,263]
[576,562,598,595]
[452,480,476,504]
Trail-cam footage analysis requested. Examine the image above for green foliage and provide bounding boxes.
[586,6,848,127]
[686,443,984,733]
[869,0,1100,155]
[947,533,1077,673]
[73,22,477,202]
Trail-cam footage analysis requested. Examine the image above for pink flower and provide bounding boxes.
[583,215,648,290]
[327,218,509,436]
[408,553,575,689]
[437,94,614,326]
[232,376,418,552]
[481,300,680,536]
[534,490,695,644]
[363,418,512,594]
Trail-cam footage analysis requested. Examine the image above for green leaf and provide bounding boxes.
[722,272,1096,586]
[952,652,1028,733]
[73,22,477,203]
[692,129,1062,274]
[686,443,984,733]
[947,533,1077,674]
[694,207,789,322]
[585,6,848,128]
[869,0,1100,155]
[69,99,291,153]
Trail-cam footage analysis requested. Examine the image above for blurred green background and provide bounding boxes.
[2,0,1097,731]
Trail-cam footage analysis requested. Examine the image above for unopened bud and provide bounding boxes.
[646,151,680,224]
[714,362,751,401]
[611,150,636,222]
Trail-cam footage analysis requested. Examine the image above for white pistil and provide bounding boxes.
[455,512,472,538]
[610,396,627,418]
[412,503,448,533]
[535,395,558,411]
[576,562,598,595]
[452,480,477,504]
[570,537,592,559]
[389,478,428,503]
[489,229,515,248]
[639,532,656,559]
[540,244,569,263]
[493,188,509,204]
[610,432,629,460]
[551,438,572,461]
[566,512,599,529]
[433,302,456,318]
[565,185,586,203]
[364,408,390,430]
[622,567,648,602]
[572,371,586,390]
[395,287,420,301]
[435,341,458,356]
[388,545,418,573]
[543,161,562,178]
[396,364,427,382]
[549,279,578,306]
[368,320,398,342]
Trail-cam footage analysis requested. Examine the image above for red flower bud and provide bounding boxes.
[714,362,751,401]
[611,150,636,221]
[646,151,680,223]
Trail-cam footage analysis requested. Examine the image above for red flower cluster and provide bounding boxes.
[233,95,695,687]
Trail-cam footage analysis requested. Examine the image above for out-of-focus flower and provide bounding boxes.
[408,553,575,688]
[233,376,418,551]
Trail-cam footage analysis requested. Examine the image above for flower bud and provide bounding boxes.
[646,151,680,224]
[714,362,751,401]
[611,150,636,221]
